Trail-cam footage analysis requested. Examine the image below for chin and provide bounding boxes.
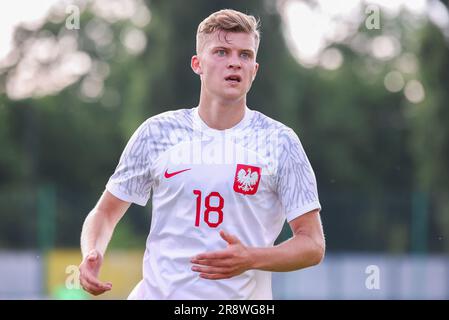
[222,88,247,98]
[219,92,245,102]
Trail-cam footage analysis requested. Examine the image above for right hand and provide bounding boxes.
[79,249,112,296]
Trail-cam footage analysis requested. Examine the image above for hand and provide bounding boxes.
[191,230,254,280]
[79,249,112,296]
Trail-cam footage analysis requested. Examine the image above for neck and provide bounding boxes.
[197,94,246,130]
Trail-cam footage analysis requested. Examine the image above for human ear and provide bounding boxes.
[191,55,202,75]
[252,62,259,81]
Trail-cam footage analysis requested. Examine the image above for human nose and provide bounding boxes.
[227,53,241,69]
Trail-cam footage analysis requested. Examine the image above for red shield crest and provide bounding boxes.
[233,164,261,195]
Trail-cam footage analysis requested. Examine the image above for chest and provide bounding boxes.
[151,139,276,199]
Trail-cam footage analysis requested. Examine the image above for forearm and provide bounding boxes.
[80,191,130,258]
[80,209,116,258]
[249,233,325,272]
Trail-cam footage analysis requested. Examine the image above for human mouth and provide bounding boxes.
[224,75,242,83]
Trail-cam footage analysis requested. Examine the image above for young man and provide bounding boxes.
[79,9,324,299]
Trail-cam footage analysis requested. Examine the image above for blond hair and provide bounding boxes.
[196,9,260,54]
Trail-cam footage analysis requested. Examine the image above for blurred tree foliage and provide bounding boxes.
[0,0,448,253]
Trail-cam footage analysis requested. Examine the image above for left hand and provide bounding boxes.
[191,230,254,280]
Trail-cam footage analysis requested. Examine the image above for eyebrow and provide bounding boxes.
[211,46,255,55]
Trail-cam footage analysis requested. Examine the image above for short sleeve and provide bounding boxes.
[275,128,321,222]
[106,120,154,206]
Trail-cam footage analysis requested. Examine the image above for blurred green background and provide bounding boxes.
[0,0,448,299]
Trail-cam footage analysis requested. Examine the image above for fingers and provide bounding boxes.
[191,256,234,280]
[80,278,104,295]
[194,230,241,260]
[191,265,234,280]
[192,265,230,274]
[79,261,112,296]
[78,250,112,296]
[191,258,237,281]
[199,273,232,280]
[219,230,240,245]
[81,282,110,296]
[194,250,233,260]
[80,273,112,295]
[191,258,233,268]
[191,231,246,281]
[84,272,112,290]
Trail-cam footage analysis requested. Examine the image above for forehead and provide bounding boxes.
[203,31,257,52]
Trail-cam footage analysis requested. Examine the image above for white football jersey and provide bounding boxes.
[106,106,321,299]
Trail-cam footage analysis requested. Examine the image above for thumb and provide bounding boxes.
[87,249,99,262]
[220,230,240,245]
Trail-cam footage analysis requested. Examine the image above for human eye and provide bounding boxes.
[240,51,251,60]
[216,49,226,57]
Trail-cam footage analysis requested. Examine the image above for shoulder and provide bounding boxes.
[145,108,193,126]
[138,108,194,134]
[249,109,299,143]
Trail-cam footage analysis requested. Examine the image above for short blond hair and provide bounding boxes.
[196,9,260,54]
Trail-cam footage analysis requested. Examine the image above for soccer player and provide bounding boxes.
[79,9,325,299]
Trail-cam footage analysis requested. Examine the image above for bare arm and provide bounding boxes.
[81,190,131,257]
[191,209,325,279]
[251,209,325,271]
[79,190,131,295]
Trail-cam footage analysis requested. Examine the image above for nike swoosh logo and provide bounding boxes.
[164,168,191,178]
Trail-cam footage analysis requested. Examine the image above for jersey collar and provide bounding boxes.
[192,106,253,137]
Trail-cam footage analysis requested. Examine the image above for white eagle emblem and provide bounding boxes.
[237,168,259,192]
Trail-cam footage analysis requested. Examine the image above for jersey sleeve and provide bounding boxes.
[275,128,321,222]
[106,120,154,206]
